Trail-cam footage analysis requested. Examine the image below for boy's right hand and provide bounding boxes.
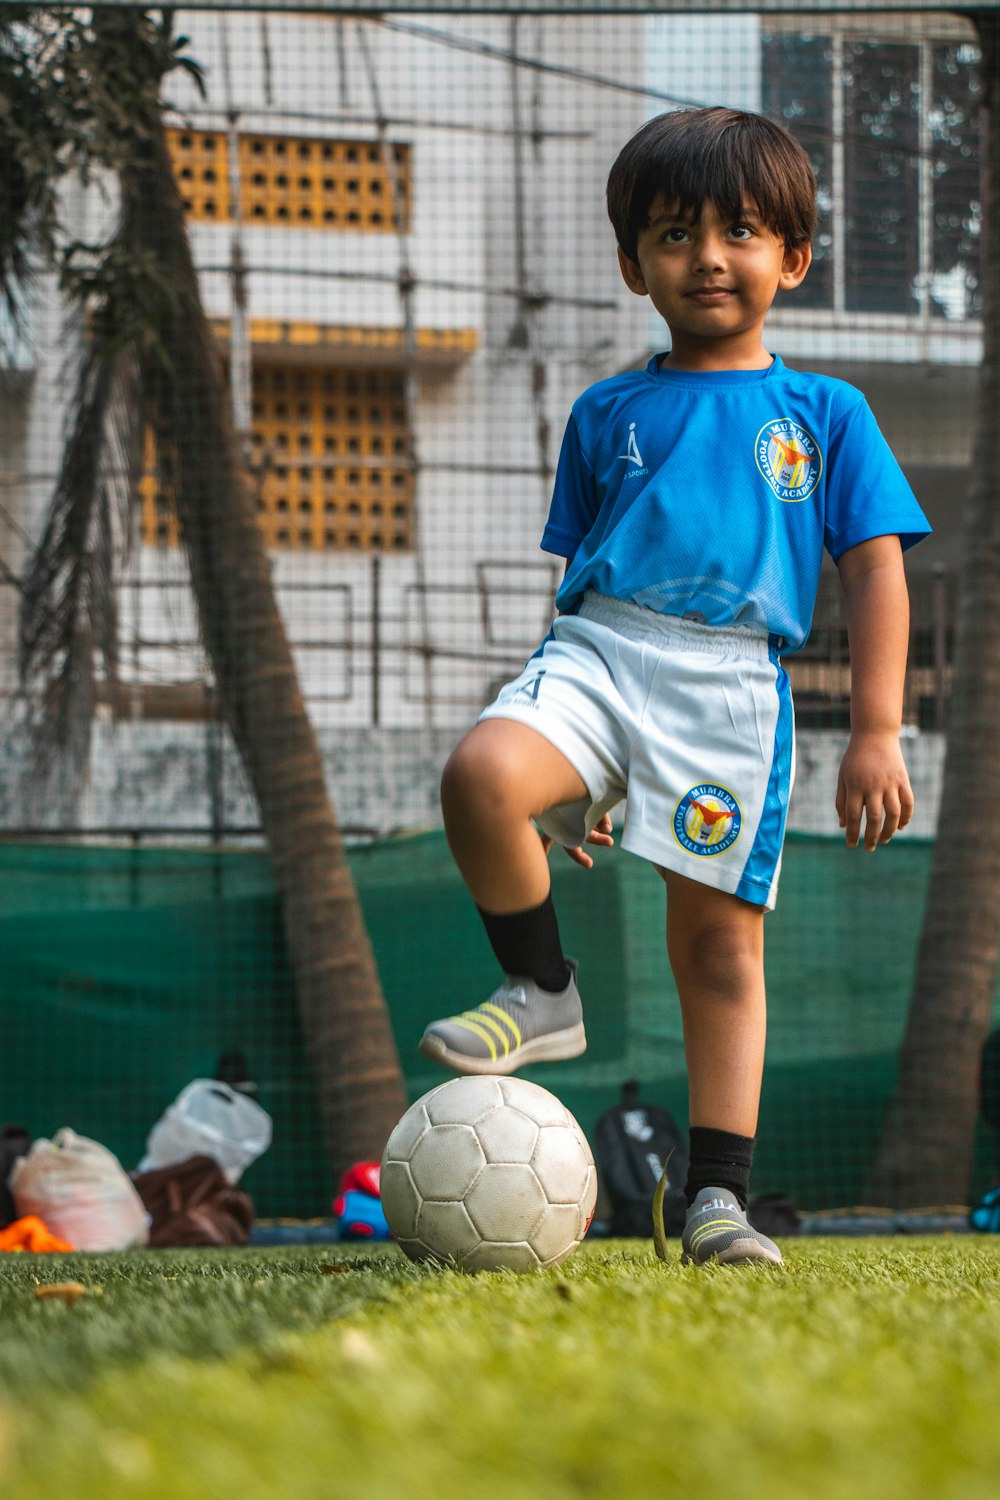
[835,729,914,851]
[540,812,615,870]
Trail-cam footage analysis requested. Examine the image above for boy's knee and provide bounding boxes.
[667,906,763,993]
[441,734,524,824]
[441,738,474,802]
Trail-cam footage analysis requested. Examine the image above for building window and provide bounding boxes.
[140,365,414,554]
[762,29,981,321]
[251,365,413,552]
[167,130,411,232]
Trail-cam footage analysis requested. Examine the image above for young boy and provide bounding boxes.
[420,107,930,1264]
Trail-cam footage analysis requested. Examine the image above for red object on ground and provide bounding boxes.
[337,1161,381,1198]
[0,1216,75,1253]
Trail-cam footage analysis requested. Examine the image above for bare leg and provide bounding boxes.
[659,869,767,1136]
[441,719,590,912]
[421,720,591,1074]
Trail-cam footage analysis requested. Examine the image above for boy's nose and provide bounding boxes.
[691,236,727,272]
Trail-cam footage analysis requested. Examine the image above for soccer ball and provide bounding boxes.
[380,1075,598,1272]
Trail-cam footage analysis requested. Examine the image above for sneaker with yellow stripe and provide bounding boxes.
[418,966,586,1076]
[680,1186,783,1266]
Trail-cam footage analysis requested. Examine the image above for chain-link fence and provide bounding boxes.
[0,6,994,1214]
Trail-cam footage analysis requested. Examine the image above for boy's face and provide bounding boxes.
[618,195,811,366]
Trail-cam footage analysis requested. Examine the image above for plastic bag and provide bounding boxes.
[138,1080,272,1184]
[11,1129,149,1251]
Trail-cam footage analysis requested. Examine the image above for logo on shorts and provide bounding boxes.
[755,418,822,502]
[513,669,546,703]
[673,784,742,857]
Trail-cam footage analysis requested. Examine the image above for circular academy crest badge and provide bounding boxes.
[755,418,822,503]
[673,784,742,857]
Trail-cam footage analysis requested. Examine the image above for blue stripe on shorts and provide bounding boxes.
[735,647,794,906]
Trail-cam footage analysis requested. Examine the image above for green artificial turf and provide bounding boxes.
[2,1239,1000,1499]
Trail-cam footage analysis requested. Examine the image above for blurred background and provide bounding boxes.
[0,4,991,1217]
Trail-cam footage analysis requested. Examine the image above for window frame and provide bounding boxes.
[762,11,983,351]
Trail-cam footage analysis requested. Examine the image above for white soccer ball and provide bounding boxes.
[381,1075,598,1272]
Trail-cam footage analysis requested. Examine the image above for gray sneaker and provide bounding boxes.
[418,966,586,1075]
[681,1187,783,1266]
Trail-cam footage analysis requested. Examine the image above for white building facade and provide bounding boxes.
[0,10,981,836]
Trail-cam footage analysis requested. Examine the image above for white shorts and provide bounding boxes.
[478,592,795,910]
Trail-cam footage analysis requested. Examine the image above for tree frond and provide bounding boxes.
[16,330,133,817]
[0,12,42,326]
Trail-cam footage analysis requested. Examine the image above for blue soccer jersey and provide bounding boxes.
[542,354,931,653]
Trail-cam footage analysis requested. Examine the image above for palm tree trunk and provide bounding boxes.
[866,16,1000,1206]
[121,109,407,1181]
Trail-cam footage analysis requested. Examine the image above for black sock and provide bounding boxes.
[684,1126,755,1210]
[477,894,572,993]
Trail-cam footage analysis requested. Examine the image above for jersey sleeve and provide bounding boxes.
[823,398,931,560]
[540,409,600,558]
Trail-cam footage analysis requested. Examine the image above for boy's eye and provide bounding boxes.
[730,224,754,240]
[662,227,690,243]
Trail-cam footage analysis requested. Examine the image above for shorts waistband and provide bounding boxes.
[576,592,770,662]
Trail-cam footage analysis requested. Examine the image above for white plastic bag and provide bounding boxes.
[11,1129,149,1251]
[138,1080,272,1184]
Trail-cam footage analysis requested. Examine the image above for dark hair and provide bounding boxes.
[607,107,816,261]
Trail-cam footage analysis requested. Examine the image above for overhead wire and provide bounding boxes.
[373,14,983,171]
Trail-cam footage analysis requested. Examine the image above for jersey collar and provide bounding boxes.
[645,353,784,385]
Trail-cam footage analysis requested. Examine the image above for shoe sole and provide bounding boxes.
[681,1238,783,1267]
[418,1022,587,1076]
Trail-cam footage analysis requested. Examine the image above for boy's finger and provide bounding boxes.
[879,795,901,843]
[835,771,847,826]
[864,794,883,851]
[844,790,863,846]
[898,785,915,830]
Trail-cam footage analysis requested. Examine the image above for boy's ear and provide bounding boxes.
[779,241,812,291]
[618,246,649,297]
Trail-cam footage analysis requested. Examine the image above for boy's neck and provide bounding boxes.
[660,329,774,373]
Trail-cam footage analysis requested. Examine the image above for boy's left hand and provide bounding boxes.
[540,812,615,869]
[836,731,914,851]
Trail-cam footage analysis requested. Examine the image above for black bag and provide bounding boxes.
[594,1081,689,1237]
[0,1125,33,1230]
[747,1193,801,1238]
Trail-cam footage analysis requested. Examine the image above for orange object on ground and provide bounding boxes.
[35,1282,94,1302]
[0,1216,75,1253]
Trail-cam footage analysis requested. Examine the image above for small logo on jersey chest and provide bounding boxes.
[673,784,742,857]
[756,418,822,502]
[618,421,649,479]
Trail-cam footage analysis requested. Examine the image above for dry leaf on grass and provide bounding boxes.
[34,1283,101,1304]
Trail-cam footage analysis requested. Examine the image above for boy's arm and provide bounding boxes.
[835,534,915,851]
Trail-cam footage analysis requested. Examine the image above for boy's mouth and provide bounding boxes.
[686,287,733,303]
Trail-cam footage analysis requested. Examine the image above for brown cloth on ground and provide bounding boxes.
[132,1155,254,1247]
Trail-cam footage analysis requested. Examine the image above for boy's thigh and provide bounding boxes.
[476,617,634,844]
[658,865,766,952]
[621,647,794,911]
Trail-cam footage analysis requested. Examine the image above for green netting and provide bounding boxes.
[1,833,996,1215]
[0,8,996,1225]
